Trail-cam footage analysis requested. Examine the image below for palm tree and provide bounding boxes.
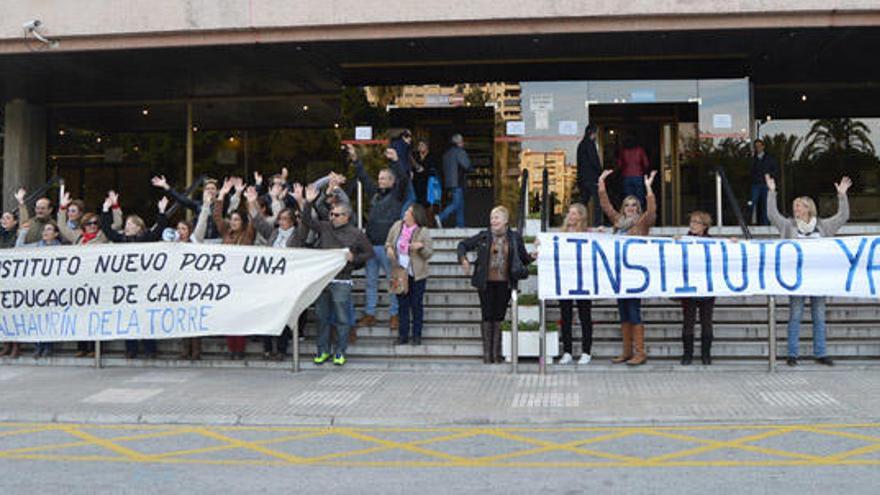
[763,133,802,167]
[800,118,875,161]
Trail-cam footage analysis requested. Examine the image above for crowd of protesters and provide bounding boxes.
[0,129,852,367]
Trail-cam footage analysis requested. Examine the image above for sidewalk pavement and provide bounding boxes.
[0,361,877,427]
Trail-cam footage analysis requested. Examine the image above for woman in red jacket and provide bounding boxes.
[616,136,650,208]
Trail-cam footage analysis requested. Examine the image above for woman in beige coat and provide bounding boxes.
[386,204,434,345]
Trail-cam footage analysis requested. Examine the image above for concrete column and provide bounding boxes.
[3,99,47,211]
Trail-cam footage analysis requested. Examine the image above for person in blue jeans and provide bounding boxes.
[351,145,407,331]
[300,184,373,366]
[385,204,434,345]
[437,134,473,228]
[765,173,851,366]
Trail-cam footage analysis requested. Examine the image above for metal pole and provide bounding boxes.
[357,182,363,230]
[715,171,723,227]
[511,289,519,374]
[186,103,194,188]
[538,300,546,375]
[768,296,777,372]
[94,341,102,369]
[292,319,301,373]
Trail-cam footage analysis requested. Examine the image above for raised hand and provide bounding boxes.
[384,148,399,162]
[305,184,319,203]
[232,176,245,193]
[158,196,169,214]
[108,190,119,206]
[599,169,614,183]
[15,188,27,205]
[202,189,215,205]
[60,191,72,209]
[765,174,776,192]
[253,171,263,186]
[281,167,289,181]
[102,194,114,212]
[644,170,658,189]
[244,186,259,204]
[345,144,357,162]
[151,175,169,190]
[835,176,852,195]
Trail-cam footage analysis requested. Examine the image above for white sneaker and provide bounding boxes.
[558,352,573,365]
[578,354,592,365]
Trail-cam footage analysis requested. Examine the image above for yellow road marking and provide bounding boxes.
[0,422,877,469]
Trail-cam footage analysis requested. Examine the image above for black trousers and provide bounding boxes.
[478,281,511,321]
[559,299,593,355]
[263,312,306,355]
[681,298,715,339]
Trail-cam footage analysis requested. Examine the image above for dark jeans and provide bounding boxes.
[125,339,156,357]
[749,183,769,225]
[616,299,642,324]
[681,298,715,339]
[622,176,646,209]
[578,181,603,227]
[478,281,511,321]
[316,282,353,355]
[559,299,593,355]
[397,277,427,339]
[263,312,306,355]
[438,187,465,228]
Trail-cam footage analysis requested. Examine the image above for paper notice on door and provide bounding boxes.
[558,120,578,136]
[712,114,732,129]
[534,110,550,130]
[530,93,554,112]
[355,126,373,140]
[506,121,525,136]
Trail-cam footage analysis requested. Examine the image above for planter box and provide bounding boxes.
[502,330,559,361]
[516,304,539,323]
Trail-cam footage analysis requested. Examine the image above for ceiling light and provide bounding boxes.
[142,107,149,116]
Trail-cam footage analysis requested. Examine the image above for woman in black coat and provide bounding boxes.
[457,206,535,364]
[101,192,169,359]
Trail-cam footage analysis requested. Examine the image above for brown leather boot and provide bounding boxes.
[389,315,400,330]
[627,325,647,365]
[191,338,202,360]
[492,322,503,363]
[356,315,376,327]
[611,323,634,363]
[480,322,492,364]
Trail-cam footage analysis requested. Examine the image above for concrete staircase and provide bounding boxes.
[9,227,880,363]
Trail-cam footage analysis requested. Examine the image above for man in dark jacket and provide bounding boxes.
[437,133,473,228]
[351,144,408,331]
[749,139,779,225]
[301,183,373,366]
[391,129,416,216]
[576,123,603,226]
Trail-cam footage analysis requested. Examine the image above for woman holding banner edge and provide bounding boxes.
[598,168,657,366]
[765,173,851,367]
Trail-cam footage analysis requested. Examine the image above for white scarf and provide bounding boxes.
[796,217,818,237]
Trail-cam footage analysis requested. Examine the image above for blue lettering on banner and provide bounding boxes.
[867,238,880,295]
[775,241,803,291]
[721,242,749,292]
[754,240,773,289]
[622,239,650,294]
[591,239,621,295]
[565,237,590,296]
[835,238,867,292]
[649,238,672,291]
[695,239,717,292]
[673,239,697,294]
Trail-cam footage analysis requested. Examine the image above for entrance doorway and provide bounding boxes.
[389,107,495,228]
[588,102,700,226]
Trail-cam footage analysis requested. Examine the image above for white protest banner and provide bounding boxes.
[0,243,347,342]
[538,233,880,300]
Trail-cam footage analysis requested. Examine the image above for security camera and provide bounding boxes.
[22,19,42,32]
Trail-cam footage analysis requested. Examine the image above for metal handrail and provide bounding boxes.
[714,165,776,372]
[538,167,550,375]
[511,168,530,374]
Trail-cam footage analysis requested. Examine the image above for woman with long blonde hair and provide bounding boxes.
[557,203,597,365]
